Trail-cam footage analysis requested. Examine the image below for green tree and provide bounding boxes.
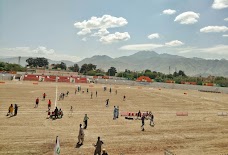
[107,67,117,76]
[26,57,49,68]
[69,64,79,72]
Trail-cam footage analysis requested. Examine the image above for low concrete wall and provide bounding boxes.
[95,79,228,94]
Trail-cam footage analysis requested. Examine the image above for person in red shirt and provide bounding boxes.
[48,99,51,110]
[35,97,39,108]
[43,93,46,101]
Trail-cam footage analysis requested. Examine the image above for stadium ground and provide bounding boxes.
[0,81,228,155]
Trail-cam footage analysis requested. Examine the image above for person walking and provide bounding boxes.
[106,99,109,107]
[35,97,39,108]
[96,91,97,97]
[7,104,14,116]
[93,137,104,155]
[109,88,111,93]
[77,124,84,145]
[83,114,89,129]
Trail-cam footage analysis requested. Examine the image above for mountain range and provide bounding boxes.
[1,51,228,77]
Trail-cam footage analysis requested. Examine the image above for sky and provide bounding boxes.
[0,0,227,62]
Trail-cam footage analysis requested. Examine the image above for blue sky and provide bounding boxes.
[0,0,227,62]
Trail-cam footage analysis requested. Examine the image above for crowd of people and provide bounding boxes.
[5,85,155,154]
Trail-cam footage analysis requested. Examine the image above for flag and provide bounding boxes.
[54,136,60,155]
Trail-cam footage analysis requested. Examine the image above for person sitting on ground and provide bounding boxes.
[102,149,108,155]
[59,108,63,118]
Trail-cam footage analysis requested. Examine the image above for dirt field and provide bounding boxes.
[0,81,228,155]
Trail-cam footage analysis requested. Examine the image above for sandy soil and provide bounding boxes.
[0,81,228,155]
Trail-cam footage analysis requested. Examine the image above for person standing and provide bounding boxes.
[141,115,145,131]
[83,114,89,129]
[69,106,73,117]
[115,90,117,95]
[87,88,89,93]
[113,106,117,120]
[43,93,46,101]
[116,106,119,118]
[123,95,126,101]
[109,88,112,93]
[96,91,97,97]
[93,137,104,155]
[35,97,39,108]
[54,107,59,119]
[150,113,154,126]
[48,99,51,111]
[77,124,84,145]
[91,92,93,99]
[75,88,77,94]
[14,104,18,116]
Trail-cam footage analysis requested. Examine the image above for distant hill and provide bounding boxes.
[77,51,228,77]
[1,51,228,77]
[0,57,75,67]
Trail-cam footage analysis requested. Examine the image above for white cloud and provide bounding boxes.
[223,34,228,37]
[0,46,81,62]
[212,0,228,9]
[174,11,200,24]
[91,28,109,37]
[199,45,228,55]
[162,9,176,15]
[224,18,228,21]
[177,45,228,55]
[148,33,160,39]
[120,40,184,50]
[165,40,184,47]
[33,46,55,55]
[100,32,130,44]
[200,26,228,33]
[74,15,129,43]
[74,15,128,31]
[120,44,164,51]
[77,28,91,36]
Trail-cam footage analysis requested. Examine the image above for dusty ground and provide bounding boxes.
[0,81,228,155]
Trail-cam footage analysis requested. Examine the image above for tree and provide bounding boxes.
[53,62,67,70]
[178,70,186,77]
[69,64,79,72]
[145,69,151,73]
[87,63,96,71]
[80,64,89,74]
[107,67,117,76]
[26,57,48,68]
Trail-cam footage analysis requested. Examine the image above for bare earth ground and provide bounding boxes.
[0,81,228,155]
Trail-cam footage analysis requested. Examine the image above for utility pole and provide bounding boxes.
[18,56,21,65]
